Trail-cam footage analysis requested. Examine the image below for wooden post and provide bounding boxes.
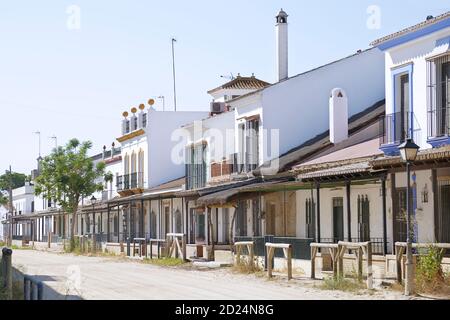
[48,231,52,249]
[267,247,273,278]
[287,247,292,280]
[367,242,373,289]
[182,234,187,261]
[310,246,316,279]
[331,247,338,279]
[236,245,241,265]
[133,240,136,257]
[338,244,344,278]
[249,244,254,268]
[357,247,363,281]
[2,247,13,300]
[396,245,404,283]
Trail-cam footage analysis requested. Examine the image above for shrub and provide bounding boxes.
[416,246,450,295]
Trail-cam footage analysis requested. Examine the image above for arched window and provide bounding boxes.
[131,152,137,174]
[138,149,145,187]
[124,154,130,174]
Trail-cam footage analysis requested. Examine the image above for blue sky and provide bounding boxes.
[0,0,449,174]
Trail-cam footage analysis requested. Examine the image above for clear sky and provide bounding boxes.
[1,0,449,175]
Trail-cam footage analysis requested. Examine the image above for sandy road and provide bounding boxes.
[11,249,411,300]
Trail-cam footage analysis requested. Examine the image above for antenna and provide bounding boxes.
[50,135,57,149]
[220,72,235,80]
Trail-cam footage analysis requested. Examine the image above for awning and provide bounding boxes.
[196,179,294,207]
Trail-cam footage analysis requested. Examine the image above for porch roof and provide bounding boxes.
[370,145,450,169]
[296,160,377,181]
[196,179,294,206]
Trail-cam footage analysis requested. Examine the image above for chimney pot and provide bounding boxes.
[329,88,348,144]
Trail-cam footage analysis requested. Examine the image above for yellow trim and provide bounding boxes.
[117,129,145,143]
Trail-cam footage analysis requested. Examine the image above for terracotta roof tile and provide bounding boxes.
[207,76,270,94]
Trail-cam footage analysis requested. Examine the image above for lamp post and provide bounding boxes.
[398,138,419,296]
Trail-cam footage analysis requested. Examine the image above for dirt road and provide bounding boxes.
[12,250,411,300]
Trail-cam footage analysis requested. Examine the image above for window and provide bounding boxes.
[150,210,157,238]
[235,200,247,236]
[305,198,315,239]
[195,213,205,242]
[31,201,34,213]
[428,55,450,137]
[142,113,147,128]
[185,143,207,189]
[236,118,260,173]
[125,120,130,133]
[245,118,259,172]
[357,195,370,242]
[164,205,170,236]
[175,209,182,233]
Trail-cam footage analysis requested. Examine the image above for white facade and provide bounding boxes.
[119,106,209,190]
[229,47,385,169]
[381,22,450,151]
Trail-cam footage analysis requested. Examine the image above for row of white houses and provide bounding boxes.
[3,10,450,272]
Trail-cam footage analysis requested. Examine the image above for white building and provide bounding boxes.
[371,12,450,245]
[225,9,385,174]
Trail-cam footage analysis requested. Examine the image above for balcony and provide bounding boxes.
[379,112,421,156]
[117,172,144,194]
[427,107,450,147]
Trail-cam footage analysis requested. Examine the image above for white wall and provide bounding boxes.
[230,48,385,166]
[148,110,209,188]
[384,26,450,149]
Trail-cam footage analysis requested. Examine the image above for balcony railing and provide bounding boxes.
[230,152,258,174]
[428,107,450,139]
[379,111,421,146]
[117,172,143,191]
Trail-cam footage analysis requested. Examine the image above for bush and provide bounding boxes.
[416,246,450,295]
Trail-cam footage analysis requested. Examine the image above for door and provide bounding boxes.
[236,200,247,237]
[222,208,230,243]
[164,206,170,237]
[189,208,195,244]
[358,195,370,242]
[441,61,450,135]
[400,73,410,141]
[195,213,205,243]
[306,198,316,239]
[332,197,344,242]
[394,188,407,243]
[438,181,450,243]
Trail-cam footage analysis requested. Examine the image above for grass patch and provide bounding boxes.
[0,280,23,300]
[320,275,366,293]
[231,259,263,275]
[142,257,186,267]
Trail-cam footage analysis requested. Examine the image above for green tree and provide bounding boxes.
[0,192,7,207]
[0,171,27,191]
[34,138,108,251]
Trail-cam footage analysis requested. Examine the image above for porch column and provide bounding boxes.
[93,211,96,235]
[346,181,351,242]
[432,169,438,242]
[140,199,144,238]
[316,182,321,243]
[184,198,189,243]
[117,205,120,243]
[381,176,388,255]
[158,198,162,238]
[107,205,110,242]
[206,207,210,246]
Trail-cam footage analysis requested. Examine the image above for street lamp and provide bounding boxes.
[398,138,419,296]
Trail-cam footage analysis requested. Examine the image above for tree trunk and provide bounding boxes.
[207,207,215,261]
[229,207,237,252]
[70,204,78,251]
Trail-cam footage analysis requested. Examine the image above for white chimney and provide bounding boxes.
[276,9,288,82]
[329,88,348,144]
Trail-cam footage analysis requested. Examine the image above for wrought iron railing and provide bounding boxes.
[379,112,421,146]
[428,107,450,138]
[116,173,143,191]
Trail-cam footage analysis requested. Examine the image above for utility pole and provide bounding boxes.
[171,38,177,111]
[7,166,13,247]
